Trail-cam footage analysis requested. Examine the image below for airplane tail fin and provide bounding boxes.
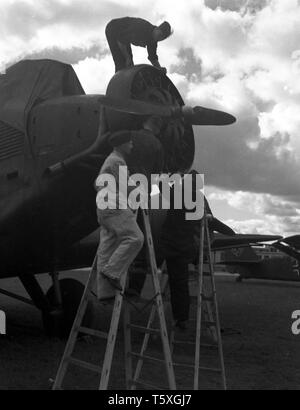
[273,235,300,261]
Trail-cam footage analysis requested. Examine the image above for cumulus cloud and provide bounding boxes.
[0,0,135,68]
[224,215,300,237]
[209,190,300,217]
[208,189,300,236]
[73,55,113,93]
[205,0,268,14]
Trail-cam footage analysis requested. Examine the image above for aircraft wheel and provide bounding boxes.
[42,278,95,338]
[236,275,243,283]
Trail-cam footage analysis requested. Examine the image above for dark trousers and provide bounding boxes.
[128,253,190,322]
[105,22,132,72]
[166,257,190,322]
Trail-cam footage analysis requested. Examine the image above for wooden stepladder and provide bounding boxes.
[52,208,176,390]
[170,209,227,390]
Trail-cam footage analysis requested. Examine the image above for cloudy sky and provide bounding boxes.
[1,0,300,237]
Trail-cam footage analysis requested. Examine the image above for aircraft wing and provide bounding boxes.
[211,234,282,251]
[60,231,283,271]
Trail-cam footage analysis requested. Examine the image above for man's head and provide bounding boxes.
[109,130,133,155]
[153,21,173,42]
[143,115,163,136]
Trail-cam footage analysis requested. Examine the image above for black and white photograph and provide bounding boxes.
[0,0,300,392]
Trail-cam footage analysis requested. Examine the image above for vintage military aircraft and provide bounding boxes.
[217,235,300,282]
[0,59,280,337]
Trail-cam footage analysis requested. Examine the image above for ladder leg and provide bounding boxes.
[123,302,132,390]
[204,300,218,343]
[99,285,125,390]
[194,217,205,390]
[132,302,157,389]
[53,257,98,390]
[155,285,176,390]
[168,212,227,390]
[205,220,227,390]
[131,273,169,389]
[142,209,176,390]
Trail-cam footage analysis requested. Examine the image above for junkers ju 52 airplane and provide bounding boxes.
[0,59,281,337]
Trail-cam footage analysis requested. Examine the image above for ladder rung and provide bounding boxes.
[172,340,196,346]
[188,318,217,326]
[128,379,164,390]
[190,295,214,303]
[127,324,160,335]
[174,362,222,373]
[202,295,214,301]
[77,326,108,339]
[172,340,218,349]
[189,270,212,276]
[203,321,217,327]
[203,272,213,277]
[124,296,156,306]
[67,357,102,374]
[189,272,212,278]
[129,352,166,365]
[198,366,222,373]
[201,343,218,349]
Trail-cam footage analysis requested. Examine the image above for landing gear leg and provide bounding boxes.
[43,277,96,338]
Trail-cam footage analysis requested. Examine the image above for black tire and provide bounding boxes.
[42,278,95,338]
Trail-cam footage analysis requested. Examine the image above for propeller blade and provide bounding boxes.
[181,106,236,125]
[98,95,236,126]
[98,95,171,117]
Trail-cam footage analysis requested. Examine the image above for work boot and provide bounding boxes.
[175,320,188,331]
[101,273,122,291]
[125,287,140,297]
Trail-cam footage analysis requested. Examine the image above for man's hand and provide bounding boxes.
[150,60,167,74]
[159,66,167,74]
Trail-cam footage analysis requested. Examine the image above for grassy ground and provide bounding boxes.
[0,271,300,390]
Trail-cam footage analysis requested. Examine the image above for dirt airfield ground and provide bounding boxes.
[0,269,300,390]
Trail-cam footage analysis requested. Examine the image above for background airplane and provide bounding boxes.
[0,58,279,337]
[214,235,300,282]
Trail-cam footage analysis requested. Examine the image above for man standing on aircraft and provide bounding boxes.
[95,130,144,293]
[105,17,173,73]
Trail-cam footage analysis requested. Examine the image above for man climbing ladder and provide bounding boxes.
[95,130,144,297]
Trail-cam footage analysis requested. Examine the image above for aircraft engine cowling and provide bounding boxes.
[102,64,195,174]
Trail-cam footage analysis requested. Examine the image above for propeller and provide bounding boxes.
[98,95,236,126]
[98,95,170,117]
[180,105,236,126]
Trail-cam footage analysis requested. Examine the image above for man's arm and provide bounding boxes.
[147,42,166,73]
[147,41,158,63]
